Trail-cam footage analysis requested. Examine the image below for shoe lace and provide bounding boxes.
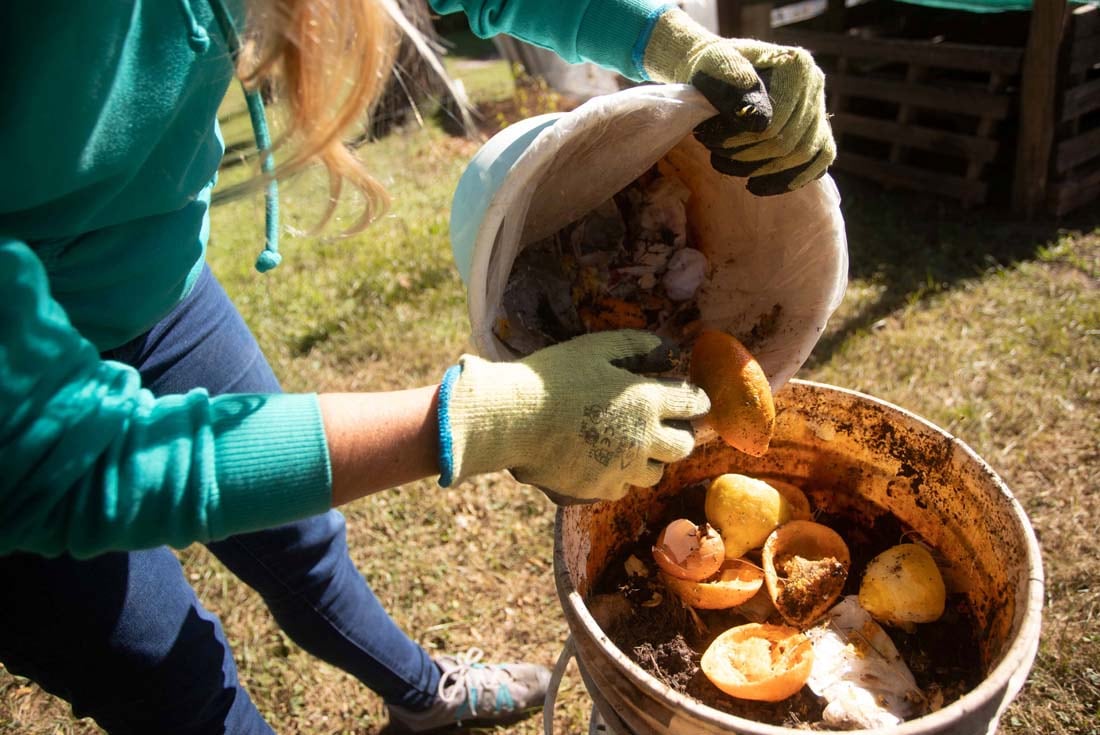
[437,647,517,720]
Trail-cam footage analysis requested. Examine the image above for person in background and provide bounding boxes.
[0,0,832,732]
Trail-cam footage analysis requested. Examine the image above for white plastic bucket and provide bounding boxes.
[450,84,848,391]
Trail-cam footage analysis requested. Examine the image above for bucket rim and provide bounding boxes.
[552,378,1045,734]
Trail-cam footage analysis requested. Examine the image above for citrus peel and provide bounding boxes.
[701,622,814,702]
[765,478,813,522]
[762,520,851,627]
[689,329,775,456]
[660,558,764,609]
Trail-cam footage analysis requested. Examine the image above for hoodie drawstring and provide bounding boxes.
[205,0,283,272]
[177,0,212,53]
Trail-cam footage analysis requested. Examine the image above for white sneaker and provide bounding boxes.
[386,648,551,732]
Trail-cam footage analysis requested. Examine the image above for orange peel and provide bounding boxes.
[579,296,647,332]
[660,558,764,609]
[700,623,814,702]
[764,479,813,522]
[689,329,775,456]
[762,520,851,627]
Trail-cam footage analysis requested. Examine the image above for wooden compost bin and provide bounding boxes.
[746,0,1100,215]
[1049,3,1100,215]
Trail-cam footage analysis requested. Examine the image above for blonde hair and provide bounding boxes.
[227,0,399,234]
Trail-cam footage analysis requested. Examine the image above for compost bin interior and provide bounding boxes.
[554,380,1042,734]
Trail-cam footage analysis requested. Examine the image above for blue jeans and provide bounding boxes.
[0,266,440,733]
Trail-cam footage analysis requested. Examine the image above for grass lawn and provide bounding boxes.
[1,53,1097,735]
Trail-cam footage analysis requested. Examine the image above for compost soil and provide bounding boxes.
[592,481,984,729]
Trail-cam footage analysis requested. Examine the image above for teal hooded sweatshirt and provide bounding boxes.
[0,0,672,558]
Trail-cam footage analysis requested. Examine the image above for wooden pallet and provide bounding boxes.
[774,23,1024,207]
[763,0,1100,215]
[1049,4,1100,215]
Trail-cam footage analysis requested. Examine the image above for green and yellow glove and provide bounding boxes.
[437,330,710,504]
[643,7,835,196]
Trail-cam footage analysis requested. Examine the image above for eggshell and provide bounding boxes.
[652,519,725,581]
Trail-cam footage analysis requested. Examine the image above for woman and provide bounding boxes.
[0,0,831,732]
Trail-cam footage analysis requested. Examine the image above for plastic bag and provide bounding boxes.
[450,84,848,391]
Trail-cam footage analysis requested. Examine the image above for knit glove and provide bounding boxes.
[437,331,710,504]
[643,8,835,196]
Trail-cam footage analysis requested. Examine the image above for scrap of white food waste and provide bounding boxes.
[662,248,708,301]
[636,176,691,249]
[805,595,925,729]
[621,175,694,291]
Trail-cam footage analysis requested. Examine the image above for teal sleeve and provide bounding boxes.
[429,0,673,80]
[0,239,333,559]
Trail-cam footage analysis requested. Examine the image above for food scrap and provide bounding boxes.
[701,623,815,703]
[689,330,776,456]
[806,596,925,728]
[495,166,706,356]
[762,520,851,628]
[592,473,968,729]
[653,519,725,582]
[859,543,947,630]
[705,474,793,559]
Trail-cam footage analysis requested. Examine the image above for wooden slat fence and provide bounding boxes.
[774,26,1024,207]
[1050,4,1100,215]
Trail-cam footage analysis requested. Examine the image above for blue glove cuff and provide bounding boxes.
[437,364,462,487]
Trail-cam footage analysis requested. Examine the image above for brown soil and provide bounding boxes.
[591,481,983,729]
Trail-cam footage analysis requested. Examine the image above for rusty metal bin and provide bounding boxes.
[551,380,1044,735]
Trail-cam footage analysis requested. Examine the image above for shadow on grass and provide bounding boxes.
[803,173,1100,370]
